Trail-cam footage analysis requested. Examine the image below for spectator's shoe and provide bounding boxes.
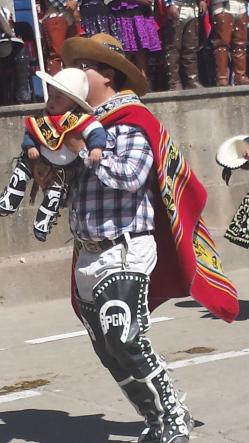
[185,79,202,89]
[0,158,31,215]
[216,78,229,87]
[33,186,62,242]
[234,75,249,86]
[168,81,183,91]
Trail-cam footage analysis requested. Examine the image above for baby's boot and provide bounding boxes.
[0,157,32,215]
[33,185,63,242]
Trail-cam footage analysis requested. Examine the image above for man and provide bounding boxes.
[60,33,239,443]
[211,0,249,86]
[162,0,207,90]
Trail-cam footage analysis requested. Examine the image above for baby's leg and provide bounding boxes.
[0,155,32,215]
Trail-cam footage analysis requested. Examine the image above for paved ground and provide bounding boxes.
[0,268,248,443]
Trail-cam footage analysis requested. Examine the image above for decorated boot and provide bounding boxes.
[33,185,63,242]
[0,157,31,215]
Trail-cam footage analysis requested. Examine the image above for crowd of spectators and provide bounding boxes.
[0,0,249,106]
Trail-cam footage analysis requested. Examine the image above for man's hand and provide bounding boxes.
[167,5,180,20]
[199,0,208,13]
[27,146,40,160]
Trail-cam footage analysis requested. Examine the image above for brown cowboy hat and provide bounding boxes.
[62,33,148,96]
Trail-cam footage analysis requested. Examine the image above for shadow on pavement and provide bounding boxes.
[175,299,249,321]
[0,409,143,443]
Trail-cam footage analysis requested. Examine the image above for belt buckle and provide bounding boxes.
[83,240,102,253]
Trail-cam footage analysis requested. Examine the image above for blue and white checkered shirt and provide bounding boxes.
[69,120,155,241]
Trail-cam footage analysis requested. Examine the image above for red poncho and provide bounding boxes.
[71,102,239,323]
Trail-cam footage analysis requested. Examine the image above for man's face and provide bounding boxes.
[72,59,113,106]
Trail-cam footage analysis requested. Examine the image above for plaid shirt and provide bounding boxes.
[69,122,155,241]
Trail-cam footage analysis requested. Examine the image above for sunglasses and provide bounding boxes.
[73,60,111,71]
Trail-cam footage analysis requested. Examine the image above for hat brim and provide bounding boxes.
[216,135,249,169]
[36,70,93,113]
[62,37,148,97]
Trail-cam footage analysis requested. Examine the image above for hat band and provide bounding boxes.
[103,42,124,55]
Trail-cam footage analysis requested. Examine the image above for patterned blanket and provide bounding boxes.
[25,109,95,150]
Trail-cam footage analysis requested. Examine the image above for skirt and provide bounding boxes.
[224,192,249,248]
[110,4,162,52]
[80,1,122,42]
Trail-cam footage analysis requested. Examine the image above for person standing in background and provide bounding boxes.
[211,0,249,86]
[79,0,122,42]
[108,0,161,84]
[162,0,207,90]
[41,0,81,75]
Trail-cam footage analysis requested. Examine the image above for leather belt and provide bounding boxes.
[77,230,154,253]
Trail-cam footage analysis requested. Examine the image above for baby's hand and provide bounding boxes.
[89,148,103,165]
[27,147,40,160]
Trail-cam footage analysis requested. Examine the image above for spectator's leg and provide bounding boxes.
[181,17,202,88]
[66,9,81,38]
[163,17,184,90]
[231,13,249,85]
[14,47,32,104]
[212,12,233,86]
[133,50,149,80]
[42,13,68,74]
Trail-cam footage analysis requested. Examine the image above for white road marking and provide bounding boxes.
[0,389,41,404]
[25,330,88,344]
[169,348,249,369]
[25,316,174,345]
[122,436,198,442]
[1,349,249,405]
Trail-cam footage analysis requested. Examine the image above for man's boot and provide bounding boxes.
[181,18,202,89]
[232,14,249,85]
[119,354,192,443]
[92,271,191,443]
[163,19,183,90]
[212,12,233,86]
[0,156,32,215]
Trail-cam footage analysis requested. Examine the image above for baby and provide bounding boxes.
[0,67,106,241]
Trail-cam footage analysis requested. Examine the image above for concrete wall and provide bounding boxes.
[0,87,248,305]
